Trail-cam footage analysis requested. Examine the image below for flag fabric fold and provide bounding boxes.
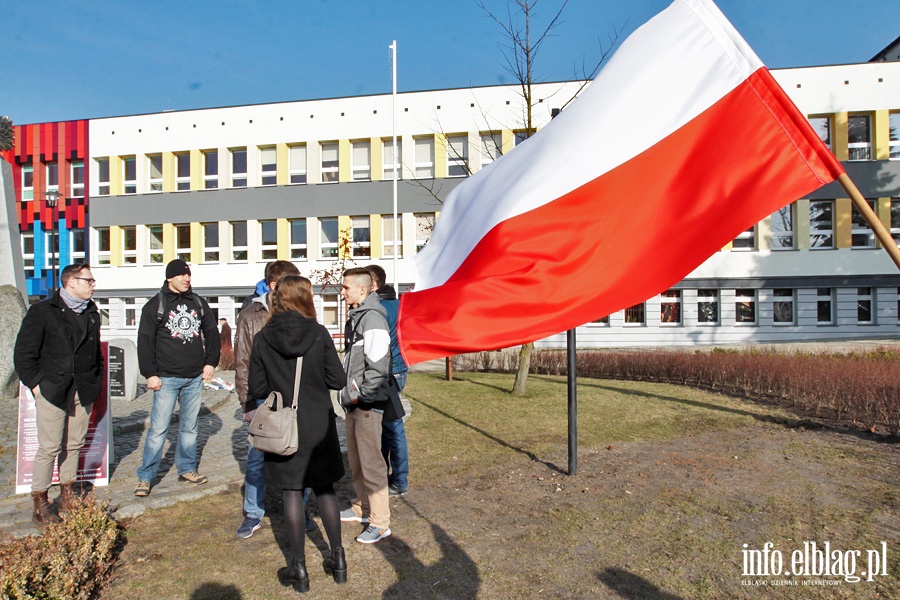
[398,0,845,365]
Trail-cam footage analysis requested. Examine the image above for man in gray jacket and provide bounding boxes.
[338,267,392,544]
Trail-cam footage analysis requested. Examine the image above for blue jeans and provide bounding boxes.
[243,399,266,519]
[381,372,409,491]
[137,375,203,482]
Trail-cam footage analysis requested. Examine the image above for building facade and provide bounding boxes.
[7,59,900,349]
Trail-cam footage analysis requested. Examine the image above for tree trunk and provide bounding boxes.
[511,342,533,396]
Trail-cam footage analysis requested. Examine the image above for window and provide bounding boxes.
[809,116,832,151]
[817,288,834,324]
[122,157,136,194]
[857,287,874,324]
[351,141,371,181]
[96,158,110,195]
[260,220,278,260]
[624,303,645,325]
[514,130,534,146]
[735,288,756,324]
[70,161,84,198]
[203,150,218,189]
[43,231,58,269]
[21,232,34,277]
[382,214,402,257]
[772,288,794,324]
[71,228,85,263]
[480,133,502,168]
[383,139,401,180]
[660,290,681,324]
[851,200,876,248]
[446,135,468,177]
[289,144,307,184]
[289,218,307,259]
[350,216,370,258]
[203,222,219,262]
[22,164,34,200]
[770,205,794,250]
[320,218,339,259]
[891,113,900,160]
[321,294,340,327]
[697,289,719,325]
[174,223,191,261]
[732,226,756,250]
[124,298,143,328]
[175,153,190,191]
[231,148,247,187]
[321,142,339,183]
[848,114,872,161]
[96,227,110,265]
[592,315,610,325]
[148,225,164,263]
[148,154,163,192]
[415,213,434,252]
[809,200,834,249]
[95,298,110,327]
[260,147,277,186]
[46,162,58,192]
[122,226,137,264]
[890,199,900,246]
[414,137,434,178]
[231,221,248,261]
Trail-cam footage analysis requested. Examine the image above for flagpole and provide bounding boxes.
[567,328,577,475]
[390,40,399,287]
[837,173,900,271]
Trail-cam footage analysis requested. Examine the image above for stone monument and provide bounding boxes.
[107,338,139,401]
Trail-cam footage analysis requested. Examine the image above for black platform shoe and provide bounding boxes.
[278,557,310,593]
[323,547,347,584]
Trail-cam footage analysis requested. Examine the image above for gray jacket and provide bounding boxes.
[342,293,391,410]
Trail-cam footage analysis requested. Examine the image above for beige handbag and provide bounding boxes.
[248,357,302,455]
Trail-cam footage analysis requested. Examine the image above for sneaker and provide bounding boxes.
[388,484,407,497]
[356,525,391,544]
[339,508,368,523]
[236,516,262,539]
[134,480,150,497]
[178,471,208,484]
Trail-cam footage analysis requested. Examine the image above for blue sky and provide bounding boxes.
[2,0,897,125]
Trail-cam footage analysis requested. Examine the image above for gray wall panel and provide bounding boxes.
[809,160,900,199]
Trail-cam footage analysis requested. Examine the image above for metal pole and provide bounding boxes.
[567,327,577,475]
[50,213,57,292]
[390,40,398,287]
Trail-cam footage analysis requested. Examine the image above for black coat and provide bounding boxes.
[14,290,103,409]
[248,311,346,490]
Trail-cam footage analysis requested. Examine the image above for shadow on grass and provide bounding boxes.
[190,582,243,599]
[375,497,480,599]
[597,567,683,599]
[410,394,566,474]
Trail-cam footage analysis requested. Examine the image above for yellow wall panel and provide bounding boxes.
[434,134,448,178]
[338,215,351,259]
[835,198,852,248]
[276,143,289,186]
[110,225,123,266]
[501,130,514,154]
[190,150,202,190]
[370,213,383,259]
[163,223,176,262]
[833,112,848,161]
[339,139,351,182]
[372,137,384,182]
[190,222,202,264]
[110,157,122,197]
[277,218,289,259]
[163,152,175,193]
[795,199,810,250]
[874,110,890,160]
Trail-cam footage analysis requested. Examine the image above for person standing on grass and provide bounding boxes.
[134,259,220,497]
[14,263,103,526]
[234,260,317,539]
[338,267,393,544]
[248,276,348,592]
[366,264,409,497]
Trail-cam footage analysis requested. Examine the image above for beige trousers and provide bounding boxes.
[346,408,390,529]
[33,390,93,492]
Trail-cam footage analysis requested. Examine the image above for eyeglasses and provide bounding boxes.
[73,277,97,285]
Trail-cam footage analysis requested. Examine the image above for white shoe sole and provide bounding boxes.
[356,527,391,544]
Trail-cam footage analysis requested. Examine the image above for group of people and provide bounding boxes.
[13,257,410,594]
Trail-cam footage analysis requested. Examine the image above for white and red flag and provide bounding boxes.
[398,0,844,365]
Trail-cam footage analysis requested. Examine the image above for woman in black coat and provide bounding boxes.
[248,276,347,592]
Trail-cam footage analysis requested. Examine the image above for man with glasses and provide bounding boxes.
[14,264,103,525]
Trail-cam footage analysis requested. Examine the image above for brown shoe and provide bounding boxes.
[178,471,208,485]
[59,482,79,513]
[32,490,61,526]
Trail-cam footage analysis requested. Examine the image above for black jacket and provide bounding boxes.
[14,290,103,409]
[137,283,221,379]
[248,311,346,489]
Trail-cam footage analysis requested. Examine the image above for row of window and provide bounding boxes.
[594,287,897,327]
[20,161,85,200]
[91,214,436,265]
[810,113,900,161]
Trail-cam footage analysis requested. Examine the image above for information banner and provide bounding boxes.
[15,342,111,494]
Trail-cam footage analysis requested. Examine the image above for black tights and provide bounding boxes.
[283,485,342,561]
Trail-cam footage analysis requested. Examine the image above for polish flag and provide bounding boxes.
[397,0,845,365]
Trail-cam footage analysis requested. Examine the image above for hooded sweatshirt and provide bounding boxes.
[342,292,391,410]
[375,284,408,377]
[137,282,221,379]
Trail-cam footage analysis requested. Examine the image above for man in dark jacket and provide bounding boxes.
[366,265,409,497]
[14,263,103,525]
[134,259,220,497]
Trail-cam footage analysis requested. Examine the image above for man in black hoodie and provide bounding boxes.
[134,259,220,497]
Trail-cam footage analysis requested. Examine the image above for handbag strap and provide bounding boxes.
[289,356,303,410]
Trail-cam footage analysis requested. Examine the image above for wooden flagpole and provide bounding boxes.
[837,173,900,271]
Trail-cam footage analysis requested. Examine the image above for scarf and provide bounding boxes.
[60,288,90,314]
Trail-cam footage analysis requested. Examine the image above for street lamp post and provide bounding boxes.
[45,190,61,294]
